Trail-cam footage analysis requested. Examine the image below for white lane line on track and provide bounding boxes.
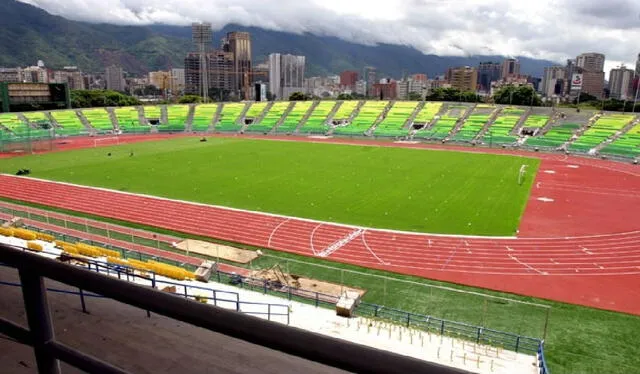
[309,223,323,256]
[317,228,363,257]
[508,254,548,275]
[582,246,593,255]
[267,218,290,248]
[361,230,390,265]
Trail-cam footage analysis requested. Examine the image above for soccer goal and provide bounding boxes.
[518,164,528,185]
[94,136,120,148]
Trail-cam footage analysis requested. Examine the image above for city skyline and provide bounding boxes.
[18,0,639,75]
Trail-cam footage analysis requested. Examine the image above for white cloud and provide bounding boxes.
[18,0,640,70]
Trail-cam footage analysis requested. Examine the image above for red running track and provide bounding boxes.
[0,134,639,314]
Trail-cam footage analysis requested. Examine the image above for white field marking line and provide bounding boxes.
[507,254,548,275]
[581,247,593,255]
[360,230,389,265]
[316,228,364,258]
[267,218,290,248]
[309,223,323,256]
[440,241,461,270]
[594,263,605,269]
[2,175,518,240]
[506,246,514,252]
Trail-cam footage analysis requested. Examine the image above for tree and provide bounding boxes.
[70,90,140,108]
[492,85,542,106]
[178,95,202,104]
[425,88,480,103]
[407,91,423,101]
[289,92,309,101]
[337,93,353,100]
[572,92,598,105]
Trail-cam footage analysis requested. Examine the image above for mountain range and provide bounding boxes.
[0,0,555,78]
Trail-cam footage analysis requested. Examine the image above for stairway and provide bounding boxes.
[270,101,296,134]
[184,105,196,132]
[327,100,365,136]
[107,107,120,132]
[160,105,168,125]
[206,103,223,132]
[473,106,503,141]
[561,113,601,150]
[16,113,39,129]
[241,101,273,132]
[75,109,97,134]
[509,107,532,135]
[42,112,62,130]
[234,102,252,129]
[136,106,147,126]
[445,104,477,140]
[402,101,426,131]
[365,100,395,136]
[293,101,320,134]
[593,116,640,154]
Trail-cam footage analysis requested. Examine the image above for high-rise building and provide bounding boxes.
[373,80,397,99]
[411,74,428,83]
[52,67,85,90]
[501,58,520,80]
[191,22,212,101]
[171,68,185,93]
[575,52,605,98]
[364,66,377,97]
[446,66,478,92]
[397,77,427,99]
[477,62,501,92]
[339,71,358,89]
[184,51,234,97]
[0,68,22,82]
[609,65,635,100]
[268,53,305,100]
[635,53,640,76]
[105,65,125,91]
[149,71,172,90]
[542,66,567,98]
[225,32,252,99]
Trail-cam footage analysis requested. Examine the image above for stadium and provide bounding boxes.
[0,99,639,374]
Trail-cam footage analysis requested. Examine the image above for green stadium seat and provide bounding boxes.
[82,108,114,132]
[191,104,218,132]
[276,101,314,134]
[373,101,419,137]
[600,123,640,158]
[298,101,336,134]
[412,102,443,125]
[115,107,149,134]
[568,114,634,153]
[521,114,549,128]
[243,102,268,120]
[158,105,189,132]
[0,113,50,140]
[481,108,525,145]
[247,102,290,133]
[421,105,467,140]
[215,103,245,132]
[48,110,86,136]
[525,123,581,148]
[334,101,388,136]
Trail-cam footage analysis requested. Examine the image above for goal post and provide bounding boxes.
[93,136,120,148]
[518,164,528,186]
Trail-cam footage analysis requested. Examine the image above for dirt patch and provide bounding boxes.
[173,239,259,264]
[249,265,366,299]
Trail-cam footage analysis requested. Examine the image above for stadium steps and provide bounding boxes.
[184,105,196,132]
[365,100,395,136]
[75,110,98,134]
[136,107,147,126]
[509,107,532,135]
[235,102,252,129]
[270,101,296,134]
[327,100,365,136]
[593,116,640,154]
[206,104,224,132]
[417,102,449,131]
[473,107,503,142]
[16,113,41,129]
[107,107,120,131]
[292,101,321,134]
[404,101,426,130]
[561,112,601,151]
[240,102,273,133]
[300,101,341,135]
[160,106,168,125]
[43,112,61,129]
[444,104,477,141]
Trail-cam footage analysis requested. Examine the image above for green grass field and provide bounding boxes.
[0,137,539,236]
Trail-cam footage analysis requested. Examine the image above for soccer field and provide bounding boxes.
[0,138,539,235]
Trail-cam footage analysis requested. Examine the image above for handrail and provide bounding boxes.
[0,243,471,374]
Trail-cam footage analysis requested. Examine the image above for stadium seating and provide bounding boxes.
[421,105,467,140]
[243,102,268,120]
[334,101,388,135]
[276,101,313,133]
[482,108,525,145]
[569,114,635,153]
[373,101,419,137]
[0,113,49,139]
[215,103,245,132]
[191,104,218,131]
[451,113,490,142]
[298,101,336,134]
[600,123,640,158]
[247,102,290,133]
[49,110,86,136]
[521,114,549,128]
[525,123,580,148]
[412,102,443,124]
[159,105,189,132]
[115,107,149,133]
[143,106,162,120]
[332,101,359,121]
[81,108,114,131]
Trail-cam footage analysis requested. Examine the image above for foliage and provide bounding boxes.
[337,93,353,100]
[288,92,310,101]
[177,95,202,104]
[493,85,543,106]
[426,88,480,102]
[70,90,140,108]
[406,91,423,101]
[133,85,162,97]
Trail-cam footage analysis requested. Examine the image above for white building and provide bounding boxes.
[541,66,567,98]
[171,68,185,93]
[105,65,125,92]
[609,65,635,100]
[268,53,306,99]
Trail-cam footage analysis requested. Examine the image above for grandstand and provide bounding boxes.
[114,107,149,133]
[215,103,246,132]
[524,109,595,149]
[242,102,269,123]
[0,113,35,138]
[49,110,87,136]
[480,107,526,145]
[276,101,314,134]
[191,104,219,132]
[373,101,419,137]
[568,113,636,153]
[600,122,640,158]
[331,100,360,123]
[247,102,290,133]
[82,108,114,132]
[22,111,51,129]
[421,104,471,140]
[298,101,336,134]
[412,102,443,128]
[450,104,496,143]
[334,101,388,136]
[159,105,189,132]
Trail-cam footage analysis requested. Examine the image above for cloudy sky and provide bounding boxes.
[19,0,640,75]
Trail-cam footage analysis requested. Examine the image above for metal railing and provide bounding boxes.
[0,243,471,374]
